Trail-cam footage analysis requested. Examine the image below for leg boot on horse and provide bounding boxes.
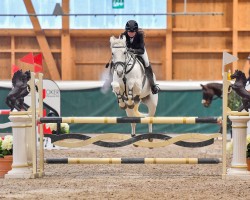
[145,64,159,94]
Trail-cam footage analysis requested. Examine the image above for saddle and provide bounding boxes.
[135,55,145,68]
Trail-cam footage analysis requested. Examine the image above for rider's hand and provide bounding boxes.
[128,48,135,53]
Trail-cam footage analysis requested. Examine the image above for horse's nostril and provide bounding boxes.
[117,71,123,77]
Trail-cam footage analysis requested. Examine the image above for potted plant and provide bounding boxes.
[247,141,250,171]
[46,123,70,134]
[0,135,13,177]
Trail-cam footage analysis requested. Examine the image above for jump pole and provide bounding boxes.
[39,116,221,124]
[45,157,221,165]
[0,110,10,115]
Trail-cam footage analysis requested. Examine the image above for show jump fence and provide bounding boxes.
[3,71,250,179]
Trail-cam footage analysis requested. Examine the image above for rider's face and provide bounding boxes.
[128,31,136,38]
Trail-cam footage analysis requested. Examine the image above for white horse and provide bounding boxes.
[110,36,158,137]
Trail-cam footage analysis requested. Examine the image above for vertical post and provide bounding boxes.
[25,119,33,166]
[222,72,229,178]
[227,116,250,178]
[30,72,38,177]
[38,73,44,177]
[5,113,33,179]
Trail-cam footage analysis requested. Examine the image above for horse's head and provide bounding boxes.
[22,70,31,83]
[201,84,214,107]
[231,70,247,86]
[200,83,223,107]
[110,36,127,78]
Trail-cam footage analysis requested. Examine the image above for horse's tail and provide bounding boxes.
[133,103,148,117]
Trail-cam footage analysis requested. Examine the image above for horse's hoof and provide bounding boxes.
[148,138,154,149]
[133,144,139,147]
[119,103,127,110]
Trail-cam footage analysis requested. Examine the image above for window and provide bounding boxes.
[0,0,61,29]
[70,0,166,29]
[0,0,166,29]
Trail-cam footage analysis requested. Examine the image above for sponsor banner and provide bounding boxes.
[24,79,60,116]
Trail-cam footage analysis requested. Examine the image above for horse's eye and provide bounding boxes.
[124,52,126,54]
[112,53,114,55]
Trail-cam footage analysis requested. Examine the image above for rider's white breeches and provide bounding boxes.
[140,48,150,67]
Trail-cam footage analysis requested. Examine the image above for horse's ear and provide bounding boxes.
[121,35,126,43]
[110,36,115,44]
[200,84,205,90]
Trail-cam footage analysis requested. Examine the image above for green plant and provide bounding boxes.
[60,123,70,134]
[0,135,13,158]
[228,90,241,111]
[247,143,250,158]
[46,123,70,134]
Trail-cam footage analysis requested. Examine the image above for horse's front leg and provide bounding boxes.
[126,80,136,109]
[111,81,127,110]
[116,92,127,110]
[126,88,135,109]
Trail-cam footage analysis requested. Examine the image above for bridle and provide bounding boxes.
[112,46,135,76]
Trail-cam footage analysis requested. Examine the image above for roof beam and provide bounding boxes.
[61,0,73,80]
[23,0,61,80]
[165,0,173,80]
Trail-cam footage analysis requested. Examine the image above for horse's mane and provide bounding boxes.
[239,71,247,86]
[205,82,222,89]
[24,70,31,81]
[231,69,247,86]
[12,70,23,86]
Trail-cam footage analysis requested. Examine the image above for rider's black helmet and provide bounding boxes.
[125,20,138,32]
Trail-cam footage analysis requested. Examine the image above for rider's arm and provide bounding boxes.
[132,32,145,55]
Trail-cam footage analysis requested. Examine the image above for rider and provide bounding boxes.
[119,20,159,94]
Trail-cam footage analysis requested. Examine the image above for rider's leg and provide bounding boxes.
[145,65,159,94]
[141,49,159,94]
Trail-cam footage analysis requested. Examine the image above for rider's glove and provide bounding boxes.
[128,48,135,54]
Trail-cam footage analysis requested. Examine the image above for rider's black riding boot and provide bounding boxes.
[145,65,159,94]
